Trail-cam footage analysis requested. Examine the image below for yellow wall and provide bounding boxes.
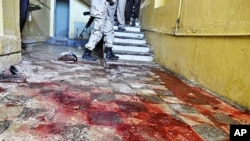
[141,0,250,109]
[0,0,4,36]
[0,0,22,69]
[2,0,20,36]
[22,0,51,43]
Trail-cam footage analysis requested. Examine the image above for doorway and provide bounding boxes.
[55,0,69,38]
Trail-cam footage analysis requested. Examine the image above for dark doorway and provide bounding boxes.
[55,0,69,38]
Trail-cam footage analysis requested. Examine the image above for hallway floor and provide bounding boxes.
[0,44,249,141]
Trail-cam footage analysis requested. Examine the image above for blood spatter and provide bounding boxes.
[116,101,148,113]
[0,87,5,93]
[32,123,64,135]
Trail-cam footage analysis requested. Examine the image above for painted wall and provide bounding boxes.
[0,0,22,69]
[140,0,250,109]
[21,0,90,40]
[69,0,90,39]
[21,0,51,43]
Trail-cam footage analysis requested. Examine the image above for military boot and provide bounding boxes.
[82,48,97,61]
[106,48,119,60]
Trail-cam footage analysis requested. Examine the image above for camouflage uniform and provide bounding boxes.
[83,0,118,61]
[85,0,114,50]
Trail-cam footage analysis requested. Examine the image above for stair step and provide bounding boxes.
[115,35,145,40]
[111,24,157,64]
[114,50,152,56]
[113,45,151,53]
[114,32,144,39]
[116,55,153,62]
[113,52,153,62]
[114,42,149,47]
[106,59,159,68]
[114,26,141,32]
[114,38,146,45]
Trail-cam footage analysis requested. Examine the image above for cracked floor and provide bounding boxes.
[0,44,249,141]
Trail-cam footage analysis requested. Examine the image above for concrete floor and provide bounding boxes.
[0,44,249,141]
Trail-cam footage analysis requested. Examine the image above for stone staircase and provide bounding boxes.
[46,22,159,68]
[106,25,159,68]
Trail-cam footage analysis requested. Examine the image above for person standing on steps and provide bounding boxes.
[116,0,127,31]
[108,0,117,25]
[125,0,141,26]
[108,0,127,31]
[82,0,119,61]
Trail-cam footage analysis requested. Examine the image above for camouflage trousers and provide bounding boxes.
[85,18,114,50]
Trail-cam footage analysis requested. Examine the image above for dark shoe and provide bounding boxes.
[106,48,119,60]
[131,18,136,26]
[118,25,126,31]
[82,48,97,61]
[125,21,130,26]
[131,20,135,26]
[9,65,18,75]
[113,21,119,26]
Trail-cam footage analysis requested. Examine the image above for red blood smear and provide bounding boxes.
[88,110,123,126]
[164,125,203,141]
[5,102,19,107]
[29,80,204,141]
[118,111,202,141]
[0,87,5,93]
[116,101,148,113]
[28,82,60,88]
[149,113,187,126]
[32,123,63,134]
[151,69,250,135]
[149,113,202,140]
[50,91,90,111]
[145,103,165,113]
[152,69,221,105]
[117,124,155,141]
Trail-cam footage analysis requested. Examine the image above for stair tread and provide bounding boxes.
[114,32,144,36]
[114,50,153,56]
[113,44,150,47]
[106,59,159,68]
[115,36,145,40]
[114,30,144,34]
[113,42,149,47]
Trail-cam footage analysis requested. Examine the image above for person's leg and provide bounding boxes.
[125,0,133,25]
[83,18,105,61]
[103,19,119,60]
[108,0,118,25]
[20,0,29,32]
[117,0,127,30]
[116,0,126,31]
[133,0,141,19]
[117,0,126,25]
[131,0,141,26]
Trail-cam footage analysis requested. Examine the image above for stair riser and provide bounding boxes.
[113,45,150,53]
[115,32,144,38]
[116,55,153,62]
[114,26,141,32]
[114,38,146,45]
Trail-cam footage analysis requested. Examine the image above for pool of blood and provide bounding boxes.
[27,75,204,140]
